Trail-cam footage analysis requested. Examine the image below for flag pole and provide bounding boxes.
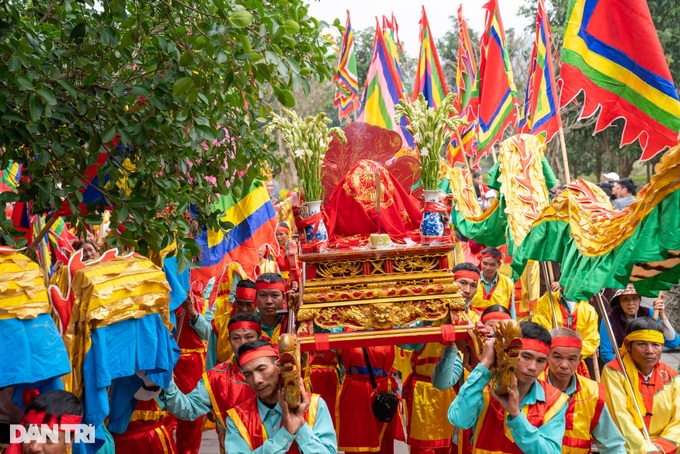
[557,126,571,183]
[594,292,652,443]
[540,261,560,329]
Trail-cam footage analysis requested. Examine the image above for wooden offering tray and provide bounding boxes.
[295,243,474,351]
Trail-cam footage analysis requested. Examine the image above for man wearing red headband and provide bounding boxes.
[602,317,680,453]
[471,247,515,319]
[6,390,83,454]
[225,340,337,453]
[208,279,258,370]
[161,313,261,450]
[453,262,481,311]
[546,329,625,453]
[397,262,481,453]
[255,273,288,345]
[533,281,600,377]
[449,321,568,453]
[275,222,300,290]
[431,304,511,453]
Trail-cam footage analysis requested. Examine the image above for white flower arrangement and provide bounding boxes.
[266,108,346,202]
[395,93,467,190]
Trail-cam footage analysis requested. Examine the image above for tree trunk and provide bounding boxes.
[601,133,613,174]
[618,153,636,178]
[595,149,602,183]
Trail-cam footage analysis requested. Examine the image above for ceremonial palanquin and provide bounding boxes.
[291,122,476,350]
[295,244,473,349]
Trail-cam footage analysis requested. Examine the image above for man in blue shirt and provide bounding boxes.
[448,321,568,453]
[225,340,337,453]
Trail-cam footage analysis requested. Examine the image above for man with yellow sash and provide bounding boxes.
[545,328,625,453]
[533,282,600,377]
[399,263,481,453]
[225,340,337,453]
[448,321,569,453]
[471,248,515,319]
[602,317,680,453]
[256,273,289,346]
[161,312,261,451]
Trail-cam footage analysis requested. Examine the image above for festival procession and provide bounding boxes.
[2,0,680,452]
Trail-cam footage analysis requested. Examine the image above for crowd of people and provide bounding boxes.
[5,170,679,454]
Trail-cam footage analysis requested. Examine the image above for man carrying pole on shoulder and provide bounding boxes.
[602,317,680,453]
[448,321,568,453]
[546,328,625,453]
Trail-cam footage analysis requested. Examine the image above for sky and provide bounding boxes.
[307,0,533,58]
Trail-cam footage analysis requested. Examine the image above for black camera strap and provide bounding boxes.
[361,347,378,390]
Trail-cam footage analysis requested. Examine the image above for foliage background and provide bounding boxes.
[0,0,337,267]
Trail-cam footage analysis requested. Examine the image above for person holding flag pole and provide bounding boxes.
[593,293,658,448]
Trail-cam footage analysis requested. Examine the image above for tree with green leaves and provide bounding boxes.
[0,0,336,269]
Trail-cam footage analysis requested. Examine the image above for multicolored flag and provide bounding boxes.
[560,0,680,160]
[469,0,519,156]
[450,6,479,164]
[193,179,277,299]
[358,21,414,148]
[0,161,21,193]
[412,6,448,106]
[520,0,562,142]
[334,10,360,123]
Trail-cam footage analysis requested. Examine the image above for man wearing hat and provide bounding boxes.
[603,172,619,183]
[448,321,569,453]
[225,340,337,453]
[599,284,679,363]
[546,328,625,453]
[602,317,680,453]
[471,247,515,318]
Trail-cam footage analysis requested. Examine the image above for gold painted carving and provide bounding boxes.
[302,282,462,304]
[312,300,449,330]
[392,255,439,273]
[314,261,363,279]
[491,320,523,395]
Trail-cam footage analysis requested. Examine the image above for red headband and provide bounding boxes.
[276,225,290,234]
[235,287,257,300]
[255,280,287,293]
[481,312,511,323]
[522,338,550,356]
[23,410,83,430]
[454,270,480,281]
[239,345,279,366]
[229,321,261,334]
[481,252,501,261]
[550,336,582,350]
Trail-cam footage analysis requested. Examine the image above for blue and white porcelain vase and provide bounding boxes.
[304,200,328,248]
[420,190,445,238]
